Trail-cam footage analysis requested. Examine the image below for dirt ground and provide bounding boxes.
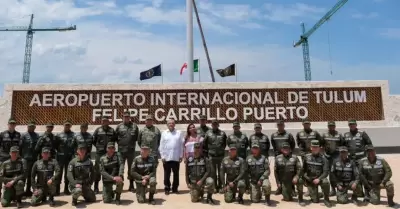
[15,154,400,209]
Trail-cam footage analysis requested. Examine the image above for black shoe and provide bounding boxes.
[388,196,395,207]
[149,193,156,205]
[172,190,179,194]
[72,199,78,206]
[237,195,244,204]
[324,199,332,208]
[49,196,55,207]
[206,194,215,205]
[165,190,170,195]
[265,195,272,206]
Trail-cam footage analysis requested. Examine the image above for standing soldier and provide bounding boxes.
[19,120,39,197]
[330,146,361,204]
[227,122,248,160]
[296,119,321,161]
[131,145,157,205]
[115,111,139,192]
[246,143,272,205]
[0,146,26,208]
[93,116,117,193]
[185,142,215,204]
[220,144,246,204]
[196,115,211,138]
[302,140,332,207]
[99,142,124,205]
[271,120,296,157]
[54,120,75,195]
[249,123,270,158]
[30,147,61,206]
[137,115,161,169]
[67,144,96,206]
[72,123,93,157]
[203,120,227,193]
[320,121,345,196]
[274,142,305,206]
[343,119,372,165]
[358,145,395,207]
[35,123,56,160]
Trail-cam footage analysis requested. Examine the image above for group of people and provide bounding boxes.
[0,111,396,208]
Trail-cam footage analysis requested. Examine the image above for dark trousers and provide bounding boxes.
[163,161,180,191]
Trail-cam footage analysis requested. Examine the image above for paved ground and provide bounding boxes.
[14,154,400,209]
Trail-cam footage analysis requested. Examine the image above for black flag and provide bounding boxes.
[216,64,235,77]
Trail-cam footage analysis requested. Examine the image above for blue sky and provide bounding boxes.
[0,0,399,94]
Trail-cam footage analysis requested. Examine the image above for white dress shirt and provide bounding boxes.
[159,128,184,162]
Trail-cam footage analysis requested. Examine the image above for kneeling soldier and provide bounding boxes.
[67,144,96,206]
[31,147,61,206]
[221,144,246,204]
[100,142,124,205]
[131,145,157,205]
[0,146,26,208]
[246,143,272,205]
[185,142,215,204]
[303,140,332,207]
[359,145,395,207]
[330,146,362,204]
[274,142,305,206]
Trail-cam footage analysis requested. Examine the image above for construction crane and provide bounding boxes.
[0,14,76,83]
[293,0,348,81]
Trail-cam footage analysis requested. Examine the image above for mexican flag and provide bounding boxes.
[180,59,199,75]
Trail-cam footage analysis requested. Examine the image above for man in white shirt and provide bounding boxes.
[159,119,184,195]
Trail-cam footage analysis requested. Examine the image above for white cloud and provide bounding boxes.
[263,3,326,24]
[352,12,379,19]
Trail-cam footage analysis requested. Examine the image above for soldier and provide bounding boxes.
[131,145,157,205]
[274,142,305,206]
[93,116,117,193]
[330,146,361,204]
[296,119,321,160]
[343,119,372,165]
[227,122,248,160]
[220,144,246,204]
[358,145,395,207]
[19,120,39,197]
[35,123,56,160]
[72,123,93,157]
[30,147,61,206]
[271,120,295,157]
[185,142,215,204]
[196,115,211,138]
[0,146,26,208]
[115,111,139,192]
[302,140,332,207]
[246,143,272,205]
[0,118,22,198]
[203,119,227,193]
[99,142,124,205]
[137,115,161,167]
[249,123,270,158]
[320,121,345,196]
[67,144,96,206]
[54,120,75,195]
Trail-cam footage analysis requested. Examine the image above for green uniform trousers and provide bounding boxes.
[57,158,71,185]
[307,178,330,202]
[366,181,394,205]
[69,185,96,202]
[209,156,223,190]
[1,180,25,207]
[281,179,304,201]
[189,177,215,203]
[30,183,57,206]
[120,151,135,180]
[135,177,157,203]
[224,179,246,203]
[94,153,105,182]
[102,181,124,203]
[249,179,271,203]
[336,181,363,204]
[25,160,35,192]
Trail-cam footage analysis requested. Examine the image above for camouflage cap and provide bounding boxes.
[327,121,336,126]
[10,146,19,152]
[228,144,237,150]
[199,115,207,120]
[107,142,116,148]
[145,115,153,120]
[27,120,36,127]
[42,147,51,153]
[123,111,131,117]
[101,115,110,120]
[302,119,311,124]
[77,143,87,149]
[254,123,262,128]
[310,140,320,147]
[8,118,16,124]
[276,120,285,125]
[211,119,219,124]
[46,123,54,127]
[141,144,150,149]
[63,120,72,125]
[348,119,357,125]
[80,123,89,128]
[281,142,290,148]
[232,122,240,127]
[251,143,260,148]
[365,144,374,151]
[338,146,348,152]
[194,142,201,149]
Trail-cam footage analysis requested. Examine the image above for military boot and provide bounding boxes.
[148,193,155,205]
[351,194,359,205]
[94,182,99,194]
[16,195,23,208]
[206,193,215,205]
[72,198,78,206]
[388,195,395,207]
[323,196,332,208]
[237,194,244,204]
[265,195,272,206]
[49,196,55,207]
[129,180,135,192]
[64,185,71,195]
[298,193,306,206]
[329,186,336,196]
[115,193,121,205]
[275,187,282,195]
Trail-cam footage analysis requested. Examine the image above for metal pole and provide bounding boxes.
[187,0,194,82]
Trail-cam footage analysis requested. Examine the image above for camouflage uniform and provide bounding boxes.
[271,120,296,157]
[249,123,271,157]
[274,142,304,205]
[203,120,227,192]
[220,145,246,203]
[330,146,362,204]
[35,123,56,159]
[30,147,61,206]
[131,145,157,204]
[358,145,394,206]
[72,123,93,157]
[19,121,39,196]
[185,143,215,203]
[137,115,161,163]
[0,146,26,208]
[302,140,331,207]
[343,119,372,164]
[99,142,124,204]
[196,115,211,139]
[115,111,139,191]
[246,143,271,204]
[296,120,322,160]
[67,144,96,206]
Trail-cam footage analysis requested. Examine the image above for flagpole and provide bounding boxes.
[235,63,238,82]
[161,63,164,84]
[198,58,201,82]
[187,0,194,83]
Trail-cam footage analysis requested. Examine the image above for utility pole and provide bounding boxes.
[186,0,194,82]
